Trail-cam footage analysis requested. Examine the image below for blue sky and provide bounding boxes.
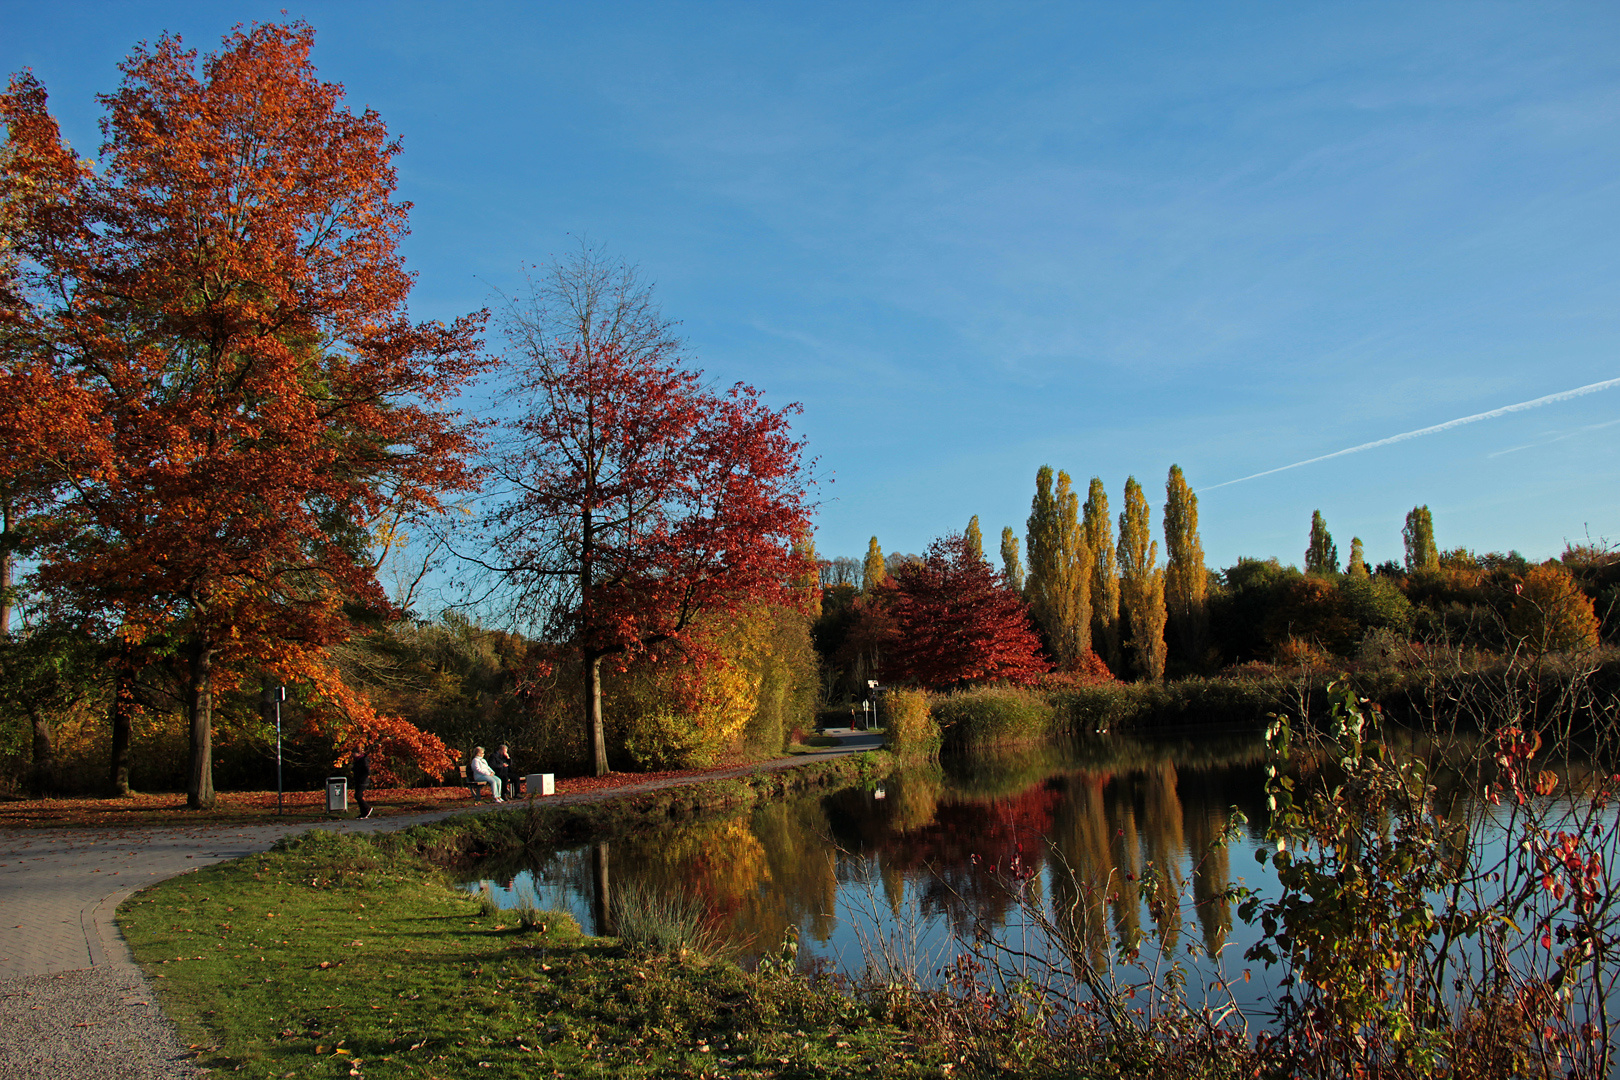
[6,2,1620,574]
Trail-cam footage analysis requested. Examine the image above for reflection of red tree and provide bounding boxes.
[884,783,1064,870]
[875,782,1066,934]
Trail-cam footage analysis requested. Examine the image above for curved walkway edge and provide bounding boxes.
[0,736,883,1079]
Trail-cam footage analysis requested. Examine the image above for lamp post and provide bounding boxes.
[271,685,285,816]
[867,680,880,731]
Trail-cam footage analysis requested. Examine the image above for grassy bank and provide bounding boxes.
[883,653,1620,756]
[884,680,1285,759]
[119,826,937,1079]
[117,752,1258,1080]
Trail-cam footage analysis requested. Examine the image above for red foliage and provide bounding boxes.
[1037,648,1118,691]
[490,335,814,772]
[876,533,1050,690]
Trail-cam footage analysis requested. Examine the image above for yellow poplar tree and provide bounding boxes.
[1117,476,1167,682]
[1347,537,1368,578]
[1084,477,1121,674]
[1305,510,1339,575]
[1026,466,1060,632]
[862,537,886,594]
[965,515,985,563]
[1000,526,1025,592]
[1403,506,1438,574]
[1162,464,1206,668]
[1051,471,1092,667]
[1026,468,1092,667]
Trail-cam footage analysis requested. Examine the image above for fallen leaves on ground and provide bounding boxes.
[0,757,776,829]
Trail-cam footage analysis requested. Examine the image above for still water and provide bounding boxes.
[463,731,1617,1024]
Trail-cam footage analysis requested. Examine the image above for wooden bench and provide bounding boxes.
[456,766,521,799]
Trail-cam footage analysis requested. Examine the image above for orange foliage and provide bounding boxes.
[1511,564,1601,655]
[2,23,487,804]
[1265,576,1358,656]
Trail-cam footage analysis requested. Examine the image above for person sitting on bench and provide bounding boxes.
[468,746,504,802]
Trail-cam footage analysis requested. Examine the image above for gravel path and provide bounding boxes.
[0,966,198,1080]
[0,736,882,1078]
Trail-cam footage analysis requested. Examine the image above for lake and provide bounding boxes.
[462,728,1619,1032]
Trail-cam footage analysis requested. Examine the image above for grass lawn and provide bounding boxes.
[118,811,941,1079]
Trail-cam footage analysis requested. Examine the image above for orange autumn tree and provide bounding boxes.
[0,23,485,806]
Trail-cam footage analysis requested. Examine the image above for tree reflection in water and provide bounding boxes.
[466,735,1274,996]
[465,726,1614,1038]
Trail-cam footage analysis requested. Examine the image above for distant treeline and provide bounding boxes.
[815,466,1613,701]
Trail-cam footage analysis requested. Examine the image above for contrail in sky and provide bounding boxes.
[1200,376,1620,492]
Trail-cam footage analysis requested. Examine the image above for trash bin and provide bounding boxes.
[525,773,555,797]
[325,777,348,813]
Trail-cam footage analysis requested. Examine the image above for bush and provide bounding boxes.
[1339,571,1412,638]
[1511,563,1601,656]
[932,684,1055,750]
[622,706,715,770]
[884,688,940,762]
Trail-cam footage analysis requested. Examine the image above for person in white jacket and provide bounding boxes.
[469,747,503,802]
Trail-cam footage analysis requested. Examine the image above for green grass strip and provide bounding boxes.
[119,756,936,1079]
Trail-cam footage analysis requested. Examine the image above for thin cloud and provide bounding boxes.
[1201,377,1620,492]
[1487,416,1620,458]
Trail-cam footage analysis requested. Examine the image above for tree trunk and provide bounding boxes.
[590,840,613,936]
[28,707,54,797]
[0,493,13,637]
[586,652,608,776]
[580,499,610,777]
[186,638,215,809]
[108,639,134,796]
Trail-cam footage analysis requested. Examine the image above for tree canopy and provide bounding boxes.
[483,249,814,775]
[1404,506,1439,574]
[878,533,1049,690]
[1163,464,1207,669]
[1,23,483,804]
[1306,510,1339,575]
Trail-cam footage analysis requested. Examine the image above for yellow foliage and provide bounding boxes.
[609,602,815,769]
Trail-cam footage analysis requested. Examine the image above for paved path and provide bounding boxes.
[0,738,881,1078]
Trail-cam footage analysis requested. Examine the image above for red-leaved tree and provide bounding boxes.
[484,248,814,775]
[878,532,1050,690]
[1,23,485,805]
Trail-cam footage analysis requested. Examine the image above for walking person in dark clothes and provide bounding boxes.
[492,743,513,796]
[352,745,373,819]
